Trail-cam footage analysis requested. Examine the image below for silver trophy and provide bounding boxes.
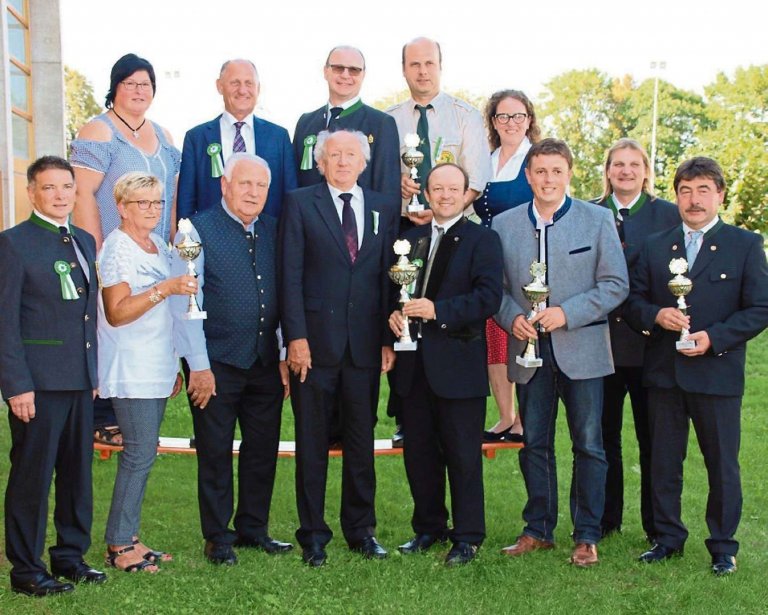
[176,218,207,320]
[402,133,425,213]
[668,258,695,350]
[516,261,551,368]
[388,239,422,351]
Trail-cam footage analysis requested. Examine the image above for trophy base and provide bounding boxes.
[394,340,418,352]
[183,311,208,321]
[676,339,696,350]
[516,356,542,368]
[407,204,425,213]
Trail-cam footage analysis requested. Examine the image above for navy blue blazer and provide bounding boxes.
[594,193,680,366]
[178,114,297,220]
[278,183,399,369]
[625,221,768,397]
[293,103,401,202]
[0,216,98,398]
[392,219,503,400]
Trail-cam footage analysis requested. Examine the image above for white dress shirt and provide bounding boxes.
[219,111,254,160]
[327,183,365,248]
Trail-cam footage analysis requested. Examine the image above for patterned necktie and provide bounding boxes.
[415,104,433,205]
[616,208,630,245]
[686,230,703,268]
[339,193,358,263]
[421,226,444,296]
[233,121,246,153]
[328,106,343,127]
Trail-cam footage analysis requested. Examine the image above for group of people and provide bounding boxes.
[1,35,766,597]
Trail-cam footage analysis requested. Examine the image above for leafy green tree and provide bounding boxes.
[64,66,101,146]
[695,65,768,231]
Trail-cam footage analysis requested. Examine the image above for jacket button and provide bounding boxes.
[440,324,447,329]
[642,330,650,336]
[615,317,622,322]
[720,273,726,279]
[84,315,90,321]
[77,287,84,294]
[70,261,77,268]
[86,342,91,349]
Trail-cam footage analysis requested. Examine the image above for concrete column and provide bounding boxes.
[29,0,64,157]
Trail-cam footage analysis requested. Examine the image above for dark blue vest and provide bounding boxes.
[192,205,279,369]
[474,160,533,228]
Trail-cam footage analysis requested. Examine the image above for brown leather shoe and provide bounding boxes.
[570,543,599,567]
[501,534,555,556]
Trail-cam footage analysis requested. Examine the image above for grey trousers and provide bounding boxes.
[104,397,166,545]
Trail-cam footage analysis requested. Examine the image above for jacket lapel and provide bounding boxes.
[425,217,466,299]
[314,184,351,263]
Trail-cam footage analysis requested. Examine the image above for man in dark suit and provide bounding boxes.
[173,153,292,565]
[0,156,105,596]
[178,59,297,220]
[389,163,502,566]
[279,129,399,567]
[626,157,768,576]
[593,139,680,540]
[293,46,400,201]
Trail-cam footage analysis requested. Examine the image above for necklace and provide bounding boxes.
[111,108,146,139]
[121,227,155,252]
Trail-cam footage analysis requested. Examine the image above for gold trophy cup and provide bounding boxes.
[668,258,695,350]
[402,133,425,213]
[176,218,207,320]
[516,261,550,368]
[389,239,422,351]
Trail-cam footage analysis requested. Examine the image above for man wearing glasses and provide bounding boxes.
[178,59,297,220]
[293,46,401,201]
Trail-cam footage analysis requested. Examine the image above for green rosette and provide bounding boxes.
[53,260,79,300]
[207,143,223,178]
[301,135,317,171]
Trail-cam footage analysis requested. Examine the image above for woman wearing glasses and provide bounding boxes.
[476,90,541,443]
[70,53,181,449]
[98,172,196,572]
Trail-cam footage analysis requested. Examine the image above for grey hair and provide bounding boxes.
[313,129,371,170]
[219,59,260,83]
[223,152,272,185]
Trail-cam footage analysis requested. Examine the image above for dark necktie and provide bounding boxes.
[415,104,432,204]
[340,193,358,263]
[421,226,444,296]
[328,106,343,127]
[616,208,630,245]
[233,121,246,153]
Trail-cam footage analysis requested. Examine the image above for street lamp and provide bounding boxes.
[650,60,667,186]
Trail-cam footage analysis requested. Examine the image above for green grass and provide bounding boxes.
[1,332,766,614]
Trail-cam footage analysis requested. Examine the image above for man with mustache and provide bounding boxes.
[626,157,768,576]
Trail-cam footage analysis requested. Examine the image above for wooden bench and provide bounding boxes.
[94,437,522,461]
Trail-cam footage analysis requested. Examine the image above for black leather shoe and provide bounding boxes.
[398,533,448,554]
[638,543,683,563]
[204,541,238,565]
[392,426,404,448]
[51,560,107,584]
[233,535,293,554]
[301,543,327,567]
[11,572,75,597]
[712,553,737,576]
[483,427,511,442]
[350,536,388,559]
[445,542,478,567]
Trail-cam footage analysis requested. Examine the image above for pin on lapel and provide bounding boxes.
[672,244,678,251]
[711,245,717,251]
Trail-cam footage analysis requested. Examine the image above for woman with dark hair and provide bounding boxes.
[476,89,541,443]
[70,53,181,447]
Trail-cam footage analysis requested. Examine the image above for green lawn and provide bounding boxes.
[1,332,766,614]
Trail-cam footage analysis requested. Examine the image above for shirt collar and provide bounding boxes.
[410,90,447,112]
[327,96,360,112]
[327,183,363,204]
[222,110,254,130]
[532,196,566,226]
[683,216,720,237]
[432,212,464,233]
[34,209,70,232]
[610,192,642,211]
[221,198,257,232]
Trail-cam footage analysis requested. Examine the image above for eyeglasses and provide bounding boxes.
[125,199,165,210]
[121,80,153,91]
[494,113,529,125]
[326,64,364,76]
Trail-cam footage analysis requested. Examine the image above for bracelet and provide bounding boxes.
[148,286,164,304]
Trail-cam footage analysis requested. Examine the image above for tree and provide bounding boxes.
[64,66,101,146]
[694,66,768,231]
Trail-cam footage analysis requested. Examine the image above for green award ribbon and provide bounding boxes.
[53,260,79,300]
[301,135,317,170]
[207,143,223,178]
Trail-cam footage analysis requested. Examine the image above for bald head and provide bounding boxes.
[324,46,366,105]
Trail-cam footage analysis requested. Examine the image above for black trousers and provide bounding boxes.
[4,390,93,583]
[290,352,379,548]
[189,359,283,543]
[648,386,742,556]
[601,366,654,536]
[401,353,486,544]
